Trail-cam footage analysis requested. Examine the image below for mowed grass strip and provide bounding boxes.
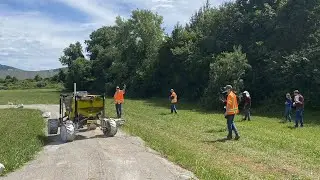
[0,109,46,175]
[106,98,320,180]
[0,89,60,105]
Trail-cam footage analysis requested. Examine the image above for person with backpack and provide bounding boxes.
[284,93,293,122]
[293,90,304,127]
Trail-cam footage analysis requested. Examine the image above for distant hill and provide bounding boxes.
[0,64,66,80]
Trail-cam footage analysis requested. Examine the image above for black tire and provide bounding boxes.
[60,121,76,142]
[48,119,59,134]
[103,119,118,137]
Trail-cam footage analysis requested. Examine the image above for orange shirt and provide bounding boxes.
[226,91,239,115]
[114,90,125,104]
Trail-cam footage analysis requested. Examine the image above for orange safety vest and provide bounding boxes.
[226,91,239,115]
[114,90,124,104]
[171,92,177,103]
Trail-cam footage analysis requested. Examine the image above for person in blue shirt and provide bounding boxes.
[284,93,293,122]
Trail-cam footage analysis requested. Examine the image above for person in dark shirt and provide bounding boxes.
[293,90,304,127]
[242,91,251,121]
[284,93,293,122]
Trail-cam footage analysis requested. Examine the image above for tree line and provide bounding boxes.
[0,75,62,90]
[57,0,320,110]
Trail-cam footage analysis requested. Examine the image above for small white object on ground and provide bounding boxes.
[42,112,51,118]
[0,163,5,174]
[15,104,24,108]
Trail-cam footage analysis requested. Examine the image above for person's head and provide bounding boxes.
[286,93,291,99]
[243,90,249,96]
[222,85,233,95]
[170,89,174,93]
[116,86,120,92]
[293,90,299,96]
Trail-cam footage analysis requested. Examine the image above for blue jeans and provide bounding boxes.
[171,103,177,113]
[115,103,122,118]
[284,107,292,121]
[226,115,239,137]
[295,108,304,127]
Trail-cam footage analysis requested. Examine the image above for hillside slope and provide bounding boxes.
[0,64,65,79]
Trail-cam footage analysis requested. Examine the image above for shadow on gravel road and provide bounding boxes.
[38,133,111,146]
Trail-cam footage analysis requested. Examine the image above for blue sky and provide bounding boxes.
[0,0,227,71]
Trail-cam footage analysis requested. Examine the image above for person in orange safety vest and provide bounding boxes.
[222,85,240,140]
[169,89,178,114]
[114,84,126,118]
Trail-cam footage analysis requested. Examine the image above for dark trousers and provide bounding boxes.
[115,103,122,118]
[295,108,304,127]
[226,115,239,137]
[171,103,177,113]
[243,106,251,120]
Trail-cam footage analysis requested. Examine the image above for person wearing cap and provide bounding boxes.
[114,84,126,118]
[293,90,304,127]
[169,89,178,114]
[222,85,240,140]
[242,90,251,121]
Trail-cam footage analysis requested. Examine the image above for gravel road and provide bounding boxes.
[0,104,198,180]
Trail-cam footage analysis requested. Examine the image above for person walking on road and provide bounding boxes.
[169,89,178,114]
[284,93,293,122]
[242,90,251,121]
[114,84,126,118]
[222,85,240,140]
[293,90,304,127]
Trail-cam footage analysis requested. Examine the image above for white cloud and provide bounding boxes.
[0,0,227,70]
[0,10,104,70]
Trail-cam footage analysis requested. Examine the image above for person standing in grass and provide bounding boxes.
[293,90,304,127]
[114,84,126,118]
[169,89,178,114]
[284,93,293,122]
[222,85,240,140]
[242,90,251,121]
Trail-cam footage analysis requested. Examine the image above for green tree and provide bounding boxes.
[59,42,84,67]
[202,46,251,109]
[34,74,42,81]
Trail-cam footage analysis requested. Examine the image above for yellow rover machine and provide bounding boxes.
[48,90,124,142]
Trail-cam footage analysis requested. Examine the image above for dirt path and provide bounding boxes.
[0,105,198,180]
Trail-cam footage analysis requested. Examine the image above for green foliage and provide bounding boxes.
[202,46,251,109]
[34,74,42,81]
[59,42,84,67]
[58,0,320,109]
[0,74,62,90]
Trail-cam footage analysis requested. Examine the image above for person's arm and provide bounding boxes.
[122,84,126,94]
[294,95,302,105]
[225,95,232,116]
